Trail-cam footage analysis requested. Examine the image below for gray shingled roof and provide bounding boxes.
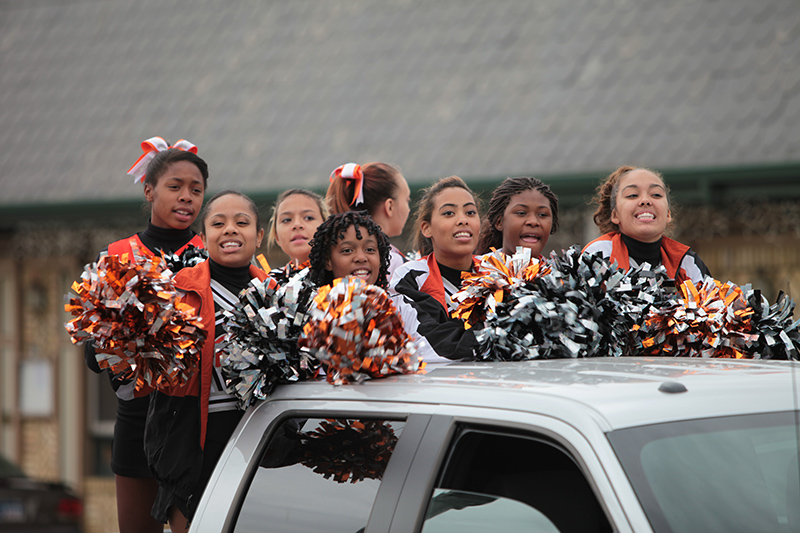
[1,0,799,208]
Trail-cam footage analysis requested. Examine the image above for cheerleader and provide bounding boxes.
[583,165,710,285]
[326,162,411,275]
[144,190,267,532]
[84,136,207,533]
[390,176,481,361]
[477,176,559,257]
[307,211,391,289]
[266,188,328,282]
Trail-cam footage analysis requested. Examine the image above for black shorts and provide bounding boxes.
[151,409,243,523]
[111,396,154,478]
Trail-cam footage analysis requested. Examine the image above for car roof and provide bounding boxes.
[262,357,800,431]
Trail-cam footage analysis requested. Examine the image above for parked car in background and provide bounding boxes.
[0,453,83,532]
[191,358,800,533]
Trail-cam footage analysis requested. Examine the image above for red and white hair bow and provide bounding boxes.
[127,136,198,184]
[329,162,364,206]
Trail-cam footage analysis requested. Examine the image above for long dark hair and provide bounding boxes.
[410,176,479,256]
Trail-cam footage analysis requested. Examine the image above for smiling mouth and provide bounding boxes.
[221,241,242,250]
[351,268,371,279]
[454,231,472,239]
[174,208,193,217]
[636,212,655,220]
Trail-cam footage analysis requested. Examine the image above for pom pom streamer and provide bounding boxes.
[453,247,549,328]
[473,247,670,360]
[220,267,321,409]
[471,247,800,361]
[473,247,612,360]
[744,290,800,360]
[162,245,207,273]
[298,419,399,484]
[64,248,204,390]
[636,277,757,358]
[300,277,422,385]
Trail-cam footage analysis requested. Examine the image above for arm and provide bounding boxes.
[393,273,475,361]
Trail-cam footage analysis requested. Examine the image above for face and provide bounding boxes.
[202,194,264,268]
[144,160,205,230]
[386,176,411,237]
[274,193,324,265]
[494,189,553,256]
[325,225,381,285]
[611,169,671,243]
[421,187,479,270]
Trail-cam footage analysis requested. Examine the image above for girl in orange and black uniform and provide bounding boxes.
[582,165,710,286]
[144,190,267,533]
[84,139,208,533]
[389,176,481,362]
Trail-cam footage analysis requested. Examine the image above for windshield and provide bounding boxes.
[608,411,800,533]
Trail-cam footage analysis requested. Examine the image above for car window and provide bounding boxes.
[422,488,560,533]
[233,417,405,533]
[609,411,800,533]
[425,427,612,533]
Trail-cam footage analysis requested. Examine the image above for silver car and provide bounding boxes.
[191,358,800,532]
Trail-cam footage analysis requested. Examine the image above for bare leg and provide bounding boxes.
[115,475,164,533]
[168,505,190,533]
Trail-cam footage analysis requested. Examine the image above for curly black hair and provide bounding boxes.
[307,211,392,288]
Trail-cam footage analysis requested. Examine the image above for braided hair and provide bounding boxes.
[307,211,392,288]
[477,176,559,254]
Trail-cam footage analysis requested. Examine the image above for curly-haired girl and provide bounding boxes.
[583,165,710,284]
[307,211,391,288]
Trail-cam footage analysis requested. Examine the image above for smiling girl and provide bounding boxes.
[583,165,710,285]
[389,176,481,361]
[144,190,268,533]
[477,176,559,257]
[267,189,328,275]
[307,211,391,289]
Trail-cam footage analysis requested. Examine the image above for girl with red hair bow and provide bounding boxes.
[84,136,208,533]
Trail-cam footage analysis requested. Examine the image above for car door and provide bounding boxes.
[191,399,436,533]
[387,407,650,533]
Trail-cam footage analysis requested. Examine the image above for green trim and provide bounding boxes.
[424,162,800,208]
[1,163,798,228]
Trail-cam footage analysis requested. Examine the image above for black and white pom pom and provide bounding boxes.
[744,289,800,360]
[221,268,321,408]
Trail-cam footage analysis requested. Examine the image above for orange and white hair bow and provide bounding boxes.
[127,136,198,184]
[329,163,364,206]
